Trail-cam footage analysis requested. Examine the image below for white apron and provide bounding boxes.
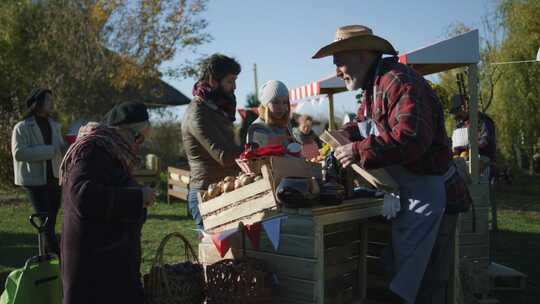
[358,90,453,303]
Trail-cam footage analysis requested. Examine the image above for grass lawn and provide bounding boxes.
[489,174,540,304]
[0,196,198,286]
[1,174,539,303]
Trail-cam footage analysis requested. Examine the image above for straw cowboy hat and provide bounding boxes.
[312,25,397,59]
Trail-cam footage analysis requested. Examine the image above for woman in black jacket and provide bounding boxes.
[60,102,155,304]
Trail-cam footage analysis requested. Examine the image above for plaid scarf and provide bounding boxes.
[59,122,139,185]
[192,81,237,121]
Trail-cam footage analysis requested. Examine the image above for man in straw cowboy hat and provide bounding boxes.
[313,25,471,303]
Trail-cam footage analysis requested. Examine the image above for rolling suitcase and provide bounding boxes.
[1,213,62,304]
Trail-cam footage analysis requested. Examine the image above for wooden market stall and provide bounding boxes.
[200,199,383,304]
[197,30,523,304]
[198,156,385,303]
[287,29,520,303]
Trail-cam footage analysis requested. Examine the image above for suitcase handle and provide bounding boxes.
[29,213,49,233]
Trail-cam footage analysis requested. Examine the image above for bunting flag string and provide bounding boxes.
[210,227,240,258]
[197,214,288,257]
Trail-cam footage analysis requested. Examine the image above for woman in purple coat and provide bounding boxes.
[60,102,155,304]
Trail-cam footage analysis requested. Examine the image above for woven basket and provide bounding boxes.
[205,258,273,304]
[143,232,205,304]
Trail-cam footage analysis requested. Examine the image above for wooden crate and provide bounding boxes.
[365,220,393,297]
[199,157,322,233]
[460,258,491,296]
[459,206,490,235]
[488,263,527,291]
[133,155,161,188]
[167,166,190,203]
[467,183,490,208]
[199,164,277,232]
[458,182,491,298]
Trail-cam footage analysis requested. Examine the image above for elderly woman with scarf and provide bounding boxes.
[60,102,155,304]
[246,80,294,148]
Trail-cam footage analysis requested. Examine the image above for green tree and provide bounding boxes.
[0,0,210,188]
[436,16,508,165]
[245,93,261,108]
[492,0,540,174]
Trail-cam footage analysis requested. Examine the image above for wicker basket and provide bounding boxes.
[205,258,273,304]
[143,232,205,304]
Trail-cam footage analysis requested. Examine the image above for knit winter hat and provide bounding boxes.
[259,80,289,105]
[22,88,52,118]
[104,101,149,126]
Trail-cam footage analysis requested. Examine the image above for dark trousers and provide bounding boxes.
[24,184,62,255]
[415,214,458,304]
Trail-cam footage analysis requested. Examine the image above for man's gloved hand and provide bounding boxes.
[382,193,401,220]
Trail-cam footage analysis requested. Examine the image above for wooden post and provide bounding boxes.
[328,93,336,131]
[315,223,325,303]
[357,223,368,301]
[448,216,462,304]
[468,64,479,184]
[253,63,259,97]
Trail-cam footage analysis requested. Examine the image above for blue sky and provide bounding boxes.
[158,0,495,120]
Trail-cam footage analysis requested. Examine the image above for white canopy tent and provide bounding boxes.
[398,29,480,74]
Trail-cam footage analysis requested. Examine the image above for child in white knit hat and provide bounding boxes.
[246,80,294,148]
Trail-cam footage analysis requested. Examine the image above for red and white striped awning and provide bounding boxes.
[289,74,346,103]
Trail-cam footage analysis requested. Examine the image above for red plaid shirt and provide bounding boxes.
[343,57,452,175]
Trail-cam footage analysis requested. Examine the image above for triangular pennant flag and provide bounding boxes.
[191,228,212,240]
[211,234,230,258]
[262,217,282,251]
[245,223,262,250]
[211,227,239,258]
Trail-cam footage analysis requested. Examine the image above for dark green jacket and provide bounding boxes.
[181,98,242,189]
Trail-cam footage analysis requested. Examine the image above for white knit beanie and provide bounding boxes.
[259,80,289,105]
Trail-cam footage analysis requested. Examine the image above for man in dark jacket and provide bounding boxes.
[182,54,243,230]
[450,95,497,162]
[450,94,498,229]
[60,102,155,304]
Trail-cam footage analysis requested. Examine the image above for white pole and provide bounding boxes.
[491,48,540,65]
[468,64,479,184]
